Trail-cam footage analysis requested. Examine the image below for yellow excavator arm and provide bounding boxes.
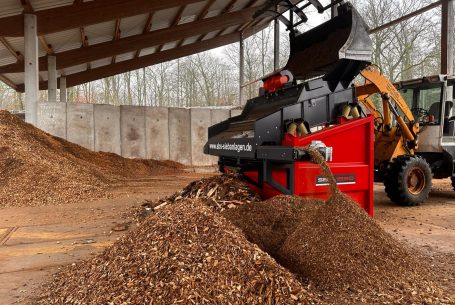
[355,65,419,164]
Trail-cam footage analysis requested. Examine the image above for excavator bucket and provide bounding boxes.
[285,3,372,89]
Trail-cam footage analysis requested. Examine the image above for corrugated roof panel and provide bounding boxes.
[44,28,81,53]
[139,46,157,57]
[85,21,116,45]
[204,0,228,18]
[6,36,47,58]
[120,14,149,38]
[0,43,17,66]
[220,25,239,36]
[202,30,221,40]
[161,41,179,51]
[179,1,207,24]
[115,51,136,63]
[63,63,87,76]
[29,0,73,11]
[91,57,112,69]
[231,0,250,11]
[0,0,24,18]
[181,35,201,46]
[150,7,180,31]
[3,73,25,85]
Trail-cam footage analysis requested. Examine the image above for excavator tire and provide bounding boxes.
[384,156,432,206]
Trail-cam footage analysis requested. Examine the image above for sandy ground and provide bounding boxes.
[0,174,454,305]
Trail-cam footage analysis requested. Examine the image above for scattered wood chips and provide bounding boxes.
[0,110,182,207]
[136,174,261,217]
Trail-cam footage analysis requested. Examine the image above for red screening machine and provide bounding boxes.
[204,3,375,215]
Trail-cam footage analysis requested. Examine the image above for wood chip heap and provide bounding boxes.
[32,145,453,304]
[35,200,323,305]
[0,110,182,207]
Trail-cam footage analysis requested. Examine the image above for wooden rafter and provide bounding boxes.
[197,0,216,20]
[0,7,259,74]
[221,0,238,14]
[0,0,205,37]
[156,5,186,53]
[135,12,154,58]
[0,74,19,91]
[111,19,122,64]
[176,0,216,48]
[196,0,239,44]
[0,37,22,62]
[17,24,268,92]
[79,27,91,70]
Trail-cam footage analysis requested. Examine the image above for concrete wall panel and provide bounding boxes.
[94,104,121,155]
[191,108,212,166]
[145,107,169,160]
[169,108,191,165]
[67,103,94,150]
[120,106,146,159]
[37,102,67,139]
[230,108,243,118]
[211,108,230,125]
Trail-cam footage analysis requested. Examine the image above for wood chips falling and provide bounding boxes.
[0,110,182,207]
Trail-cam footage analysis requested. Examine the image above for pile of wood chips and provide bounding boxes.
[224,148,452,304]
[0,110,182,207]
[32,146,453,304]
[34,200,323,305]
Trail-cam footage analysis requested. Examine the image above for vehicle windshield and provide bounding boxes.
[399,86,443,124]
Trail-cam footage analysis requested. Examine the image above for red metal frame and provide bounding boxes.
[245,115,375,216]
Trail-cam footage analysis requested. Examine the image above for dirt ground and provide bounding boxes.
[0,174,454,305]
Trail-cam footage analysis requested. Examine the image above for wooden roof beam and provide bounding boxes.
[0,7,259,74]
[156,5,186,53]
[79,27,91,70]
[0,0,205,37]
[111,19,122,64]
[135,12,154,58]
[0,37,23,62]
[0,74,19,91]
[17,24,267,92]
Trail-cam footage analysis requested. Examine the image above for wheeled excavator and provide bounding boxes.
[204,1,455,210]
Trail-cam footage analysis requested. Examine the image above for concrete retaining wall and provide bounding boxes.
[37,103,67,139]
[145,107,169,160]
[67,103,94,150]
[37,103,240,166]
[94,104,121,155]
[120,106,146,159]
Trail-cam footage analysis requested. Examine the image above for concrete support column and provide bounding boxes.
[239,33,245,105]
[48,55,57,103]
[273,12,280,70]
[60,77,67,103]
[24,14,39,125]
[441,0,454,75]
